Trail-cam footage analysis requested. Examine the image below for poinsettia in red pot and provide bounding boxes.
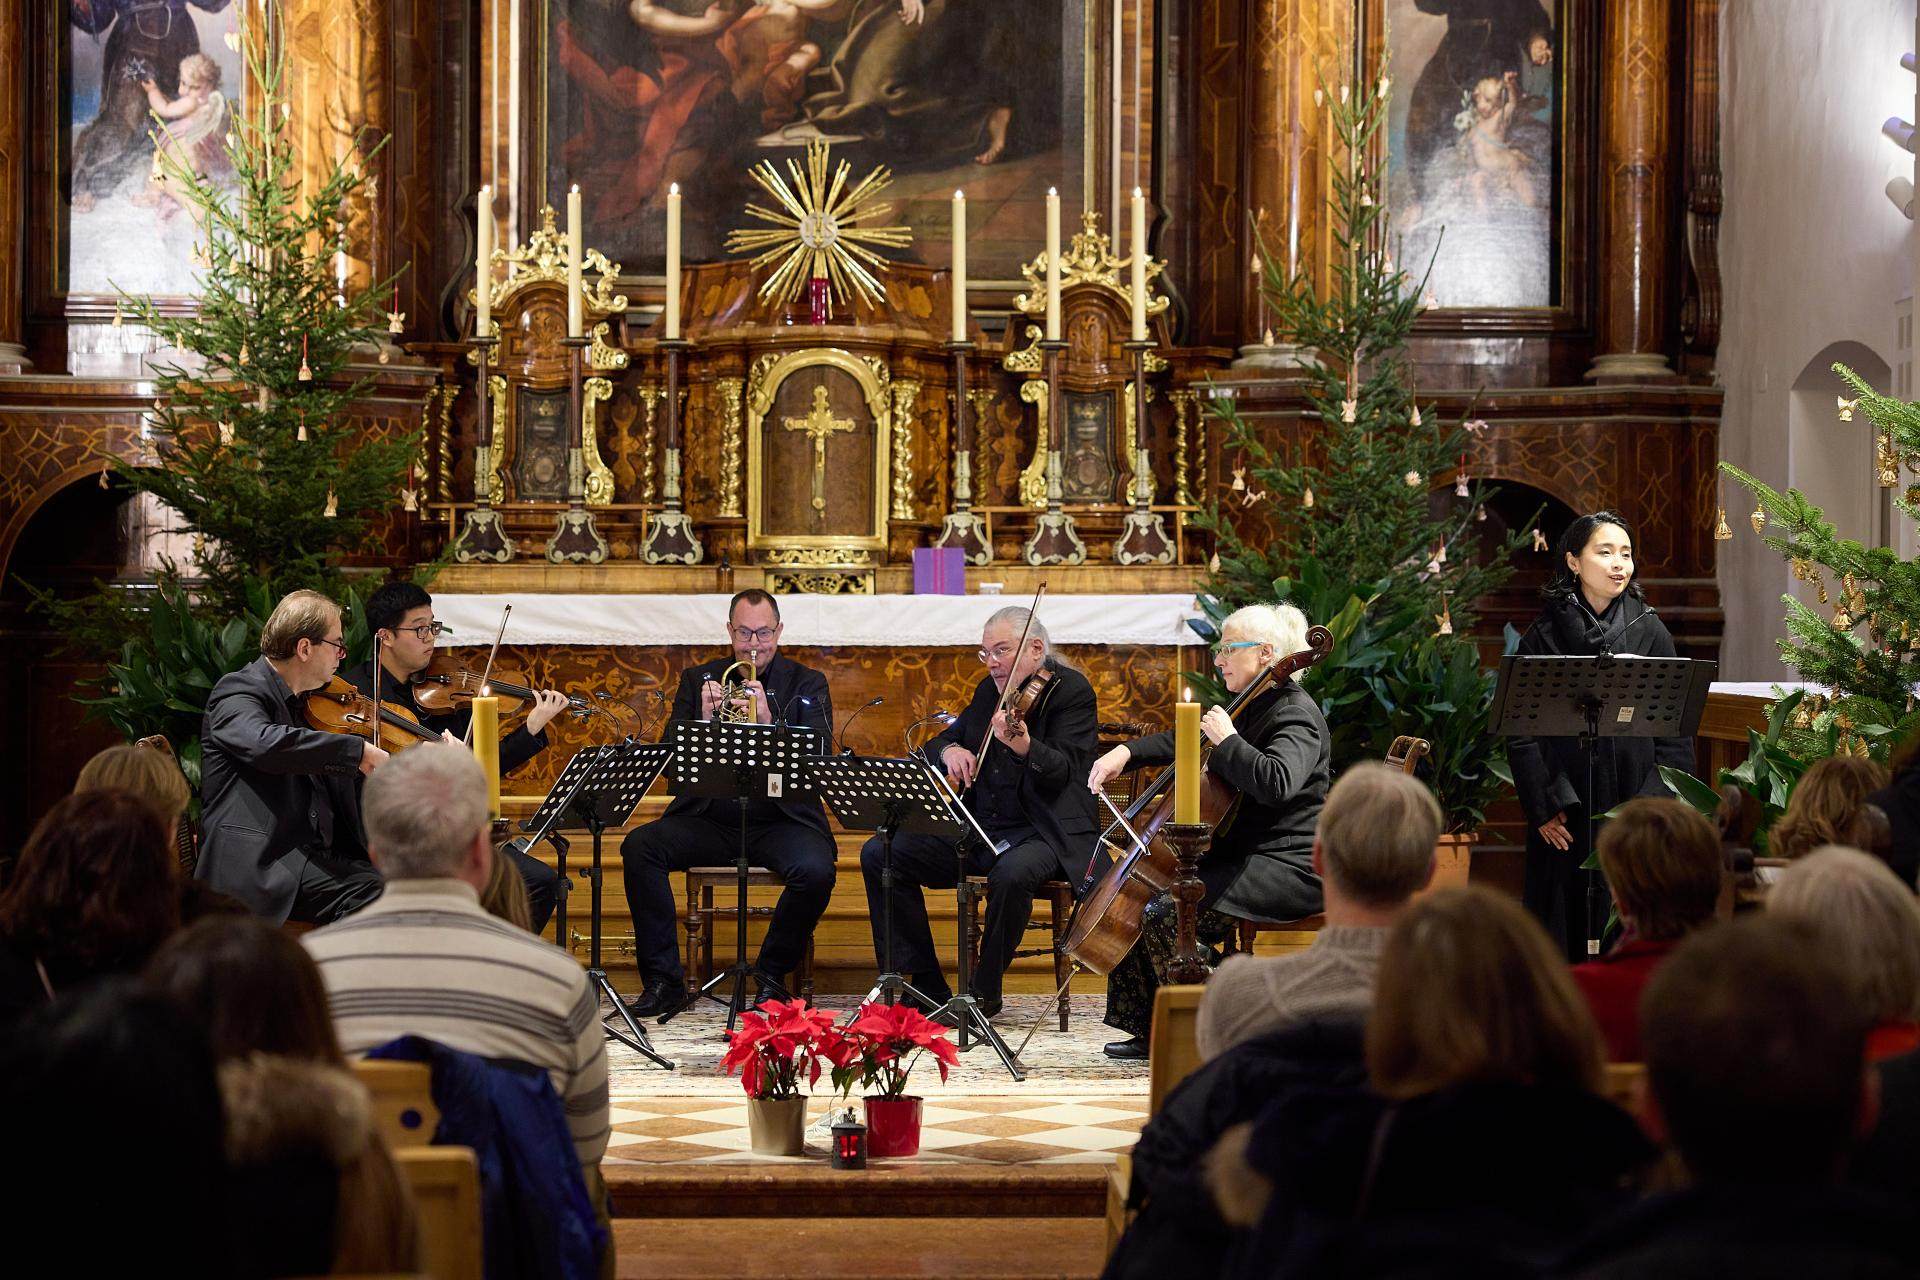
[720,998,847,1156]
[835,1000,959,1158]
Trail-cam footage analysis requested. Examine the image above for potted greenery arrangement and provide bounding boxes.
[719,998,847,1157]
[833,1001,960,1158]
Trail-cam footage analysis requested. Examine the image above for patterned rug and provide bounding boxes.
[603,994,1151,1097]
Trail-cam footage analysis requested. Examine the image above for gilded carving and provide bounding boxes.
[890,379,920,521]
[1002,323,1044,374]
[745,348,892,554]
[760,547,875,567]
[717,377,744,518]
[583,377,615,506]
[589,322,629,373]
[1123,381,1157,506]
[1013,209,1170,324]
[478,205,630,318]
[637,384,663,504]
[767,570,875,595]
[487,375,507,504]
[1170,388,1199,506]
[1017,379,1049,509]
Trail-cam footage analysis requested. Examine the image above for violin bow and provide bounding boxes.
[463,603,513,747]
[368,624,383,751]
[972,580,1047,772]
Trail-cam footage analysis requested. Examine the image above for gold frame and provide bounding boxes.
[745,348,892,558]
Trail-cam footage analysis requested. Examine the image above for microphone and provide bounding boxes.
[903,710,957,757]
[835,696,884,756]
[1596,603,1658,659]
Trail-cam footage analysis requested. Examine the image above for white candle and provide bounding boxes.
[566,184,584,339]
[665,183,682,340]
[476,185,492,337]
[1130,187,1147,342]
[1045,188,1061,341]
[334,245,347,309]
[951,189,967,342]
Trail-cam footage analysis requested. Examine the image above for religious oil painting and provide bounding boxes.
[544,0,1086,283]
[1387,0,1560,309]
[61,1,245,298]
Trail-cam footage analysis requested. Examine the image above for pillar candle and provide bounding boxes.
[1130,187,1147,342]
[1044,187,1061,341]
[566,184,584,339]
[476,185,492,337]
[1174,691,1201,824]
[665,183,682,339]
[471,694,501,819]
[951,190,967,342]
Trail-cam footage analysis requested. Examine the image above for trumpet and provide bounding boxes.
[714,648,758,723]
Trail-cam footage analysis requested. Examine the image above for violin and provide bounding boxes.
[303,675,444,754]
[968,582,1048,781]
[406,651,643,731]
[1061,624,1333,977]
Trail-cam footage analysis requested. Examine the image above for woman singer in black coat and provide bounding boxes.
[1510,510,1696,963]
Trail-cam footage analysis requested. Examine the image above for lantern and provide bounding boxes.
[831,1115,868,1170]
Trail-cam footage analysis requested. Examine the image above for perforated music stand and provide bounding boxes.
[1491,654,1715,955]
[662,719,825,1029]
[520,741,676,1069]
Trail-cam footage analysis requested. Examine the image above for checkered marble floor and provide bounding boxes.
[604,1095,1148,1167]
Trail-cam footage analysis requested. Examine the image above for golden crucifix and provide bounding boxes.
[782,385,855,516]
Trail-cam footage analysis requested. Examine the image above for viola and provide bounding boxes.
[406,651,643,731]
[1061,624,1333,976]
[303,675,443,754]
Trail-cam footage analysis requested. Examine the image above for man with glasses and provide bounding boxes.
[619,589,835,1018]
[199,589,392,924]
[859,605,1101,1023]
[340,581,573,930]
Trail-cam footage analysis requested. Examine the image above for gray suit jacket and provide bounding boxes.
[195,656,367,921]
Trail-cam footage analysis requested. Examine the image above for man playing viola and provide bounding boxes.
[620,589,835,1019]
[341,581,573,931]
[861,606,1100,1022]
[1086,603,1331,1059]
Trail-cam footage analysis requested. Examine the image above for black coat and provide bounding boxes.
[196,657,368,922]
[1509,595,1696,858]
[1126,681,1330,923]
[1865,769,1920,889]
[923,658,1101,881]
[659,651,834,833]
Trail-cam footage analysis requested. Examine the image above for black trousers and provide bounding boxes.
[289,849,384,924]
[502,839,560,935]
[1524,839,1596,965]
[859,828,1068,1003]
[620,808,836,991]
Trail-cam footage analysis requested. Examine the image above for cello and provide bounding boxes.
[1060,624,1333,976]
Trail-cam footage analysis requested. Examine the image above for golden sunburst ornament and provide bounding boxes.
[725,139,912,322]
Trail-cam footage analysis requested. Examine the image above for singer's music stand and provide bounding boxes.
[1491,654,1714,956]
[522,741,676,1068]
[662,719,824,1029]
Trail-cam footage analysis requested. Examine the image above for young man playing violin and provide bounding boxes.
[860,606,1101,1023]
[1085,603,1331,1058]
[198,589,391,924]
[340,580,572,931]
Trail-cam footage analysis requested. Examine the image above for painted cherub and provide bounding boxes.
[134,53,230,220]
[1457,71,1537,210]
[718,0,852,129]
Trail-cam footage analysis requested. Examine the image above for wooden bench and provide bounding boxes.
[394,1146,483,1280]
[353,1059,440,1151]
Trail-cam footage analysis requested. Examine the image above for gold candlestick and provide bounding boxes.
[547,335,609,563]
[933,339,991,564]
[641,338,704,564]
[451,334,515,563]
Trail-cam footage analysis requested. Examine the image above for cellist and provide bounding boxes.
[1085,603,1331,1059]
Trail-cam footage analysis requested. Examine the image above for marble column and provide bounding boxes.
[1589,0,1676,381]
[0,0,32,371]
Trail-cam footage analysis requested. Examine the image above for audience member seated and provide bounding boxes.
[1570,798,1724,1061]
[1769,845,1920,1061]
[1557,917,1920,1278]
[148,913,350,1064]
[1770,755,1889,862]
[1196,762,1443,1061]
[75,743,250,923]
[1865,744,1920,887]
[1214,887,1653,1280]
[0,791,179,1025]
[481,842,536,932]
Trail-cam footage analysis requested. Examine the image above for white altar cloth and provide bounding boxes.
[431,593,1206,648]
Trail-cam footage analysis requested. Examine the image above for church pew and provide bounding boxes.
[353,1059,440,1151]
[394,1146,483,1280]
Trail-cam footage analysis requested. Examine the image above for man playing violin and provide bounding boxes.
[1085,603,1331,1059]
[198,589,391,924]
[620,589,835,1019]
[341,581,573,931]
[861,606,1101,1022]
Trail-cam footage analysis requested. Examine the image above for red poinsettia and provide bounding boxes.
[835,1000,961,1100]
[719,998,849,1100]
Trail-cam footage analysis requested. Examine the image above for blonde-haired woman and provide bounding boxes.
[1086,602,1331,1058]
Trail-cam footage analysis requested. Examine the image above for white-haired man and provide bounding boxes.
[1195,760,1441,1059]
[1087,602,1332,1059]
[303,744,609,1179]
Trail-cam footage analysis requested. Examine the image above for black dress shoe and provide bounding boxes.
[623,984,689,1021]
[1104,1035,1150,1060]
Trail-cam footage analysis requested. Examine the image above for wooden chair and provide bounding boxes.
[959,876,1075,1028]
[1105,1152,1133,1259]
[1146,983,1207,1115]
[683,867,816,1002]
[394,1146,483,1280]
[353,1059,441,1151]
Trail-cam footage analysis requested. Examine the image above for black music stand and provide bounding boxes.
[522,741,676,1069]
[661,719,824,1029]
[809,755,1027,1082]
[1491,653,1715,956]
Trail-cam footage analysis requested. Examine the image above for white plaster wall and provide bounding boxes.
[1718,0,1918,678]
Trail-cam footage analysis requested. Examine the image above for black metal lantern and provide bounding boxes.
[830,1115,868,1169]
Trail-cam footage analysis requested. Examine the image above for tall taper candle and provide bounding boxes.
[665,183,683,339]
[476,185,492,336]
[951,189,968,342]
[1174,689,1201,824]
[1130,187,1148,341]
[1044,187,1061,341]
[566,184,584,338]
[471,694,501,819]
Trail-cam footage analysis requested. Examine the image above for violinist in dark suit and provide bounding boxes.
[340,581,573,932]
[861,607,1101,1021]
[1087,603,1332,1058]
[620,590,835,1019]
[197,589,388,924]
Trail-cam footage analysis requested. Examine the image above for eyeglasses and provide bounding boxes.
[317,636,348,656]
[1210,640,1264,656]
[730,624,779,643]
[394,622,449,641]
[977,644,1024,664]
